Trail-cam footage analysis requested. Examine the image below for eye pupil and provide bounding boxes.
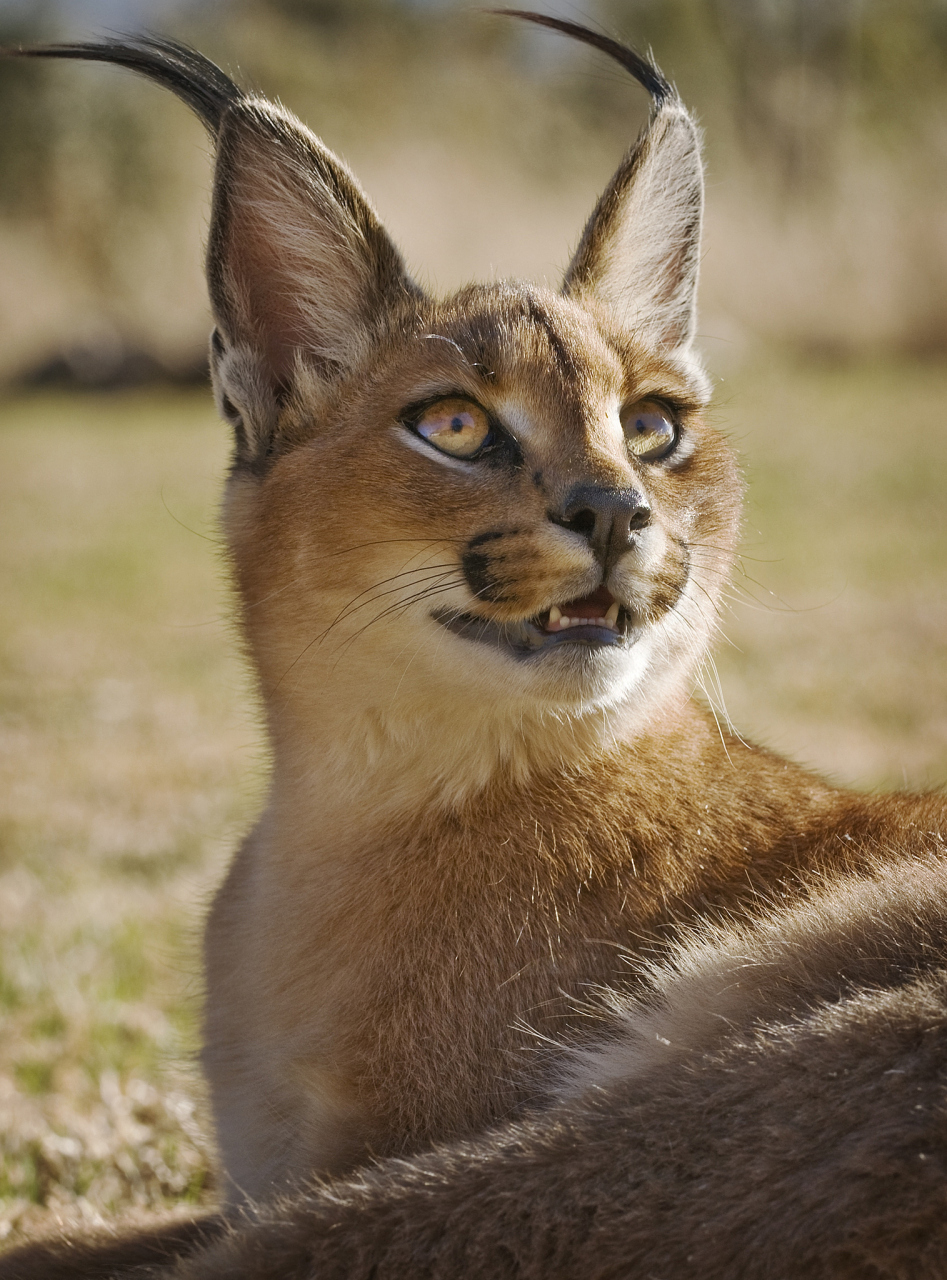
[451,418,464,433]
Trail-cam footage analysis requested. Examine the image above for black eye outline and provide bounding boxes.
[401,395,500,462]
[620,399,680,463]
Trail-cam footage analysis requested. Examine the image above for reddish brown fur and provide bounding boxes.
[129,861,947,1280]
[3,16,947,1280]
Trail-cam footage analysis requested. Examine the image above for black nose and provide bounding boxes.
[552,484,651,567]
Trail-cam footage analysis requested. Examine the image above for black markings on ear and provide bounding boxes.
[495,12,672,108]
[12,35,242,135]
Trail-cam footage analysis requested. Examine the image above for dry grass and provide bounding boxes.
[5,11,947,379]
[0,357,945,1244]
[713,354,947,790]
[0,390,264,1242]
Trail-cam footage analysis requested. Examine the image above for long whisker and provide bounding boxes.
[275,569,461,689]
[686,540,781,567]
[686,573,731,631]
[343,579,468,645]
[244,543,455,617]
[325,537,465,558]
[326,563,459,630]
[327,579,468,674]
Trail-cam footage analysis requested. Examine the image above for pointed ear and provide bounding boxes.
[9,36,419,462]
[563,99,703,354]
[208,99,419,389]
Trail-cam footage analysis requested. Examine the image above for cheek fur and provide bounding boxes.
[610,525,689,624]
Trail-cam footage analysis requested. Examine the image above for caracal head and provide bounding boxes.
[21,21,740,734]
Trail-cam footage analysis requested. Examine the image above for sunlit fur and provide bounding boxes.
[200,81,742,1194]
[4,16,947,1280]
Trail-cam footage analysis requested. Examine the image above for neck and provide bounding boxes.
[262,673,694,843]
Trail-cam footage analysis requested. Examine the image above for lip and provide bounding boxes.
[431,605,639,660]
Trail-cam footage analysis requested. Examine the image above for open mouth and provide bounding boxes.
[535,584,623,640]
[433,585,635,658]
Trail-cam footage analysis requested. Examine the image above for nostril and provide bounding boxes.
[564,508,597,538]
[552,485,651,561]
[628,503,651,531]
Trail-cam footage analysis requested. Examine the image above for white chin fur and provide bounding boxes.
[415,615,661,719]
[315,588,679,721]
[276,603,699,814]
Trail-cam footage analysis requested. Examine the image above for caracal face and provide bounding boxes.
[225,284,739,727]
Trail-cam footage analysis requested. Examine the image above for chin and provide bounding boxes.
[522,634,658,713]
[419,617,658,718]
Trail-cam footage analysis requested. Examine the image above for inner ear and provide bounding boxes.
[209,328,280,471]
[208,100,421,390]
[563,101,704,353]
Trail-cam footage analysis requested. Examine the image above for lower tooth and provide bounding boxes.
[550,616,623,630]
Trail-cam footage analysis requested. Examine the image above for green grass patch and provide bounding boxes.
[13,1062,55,1097]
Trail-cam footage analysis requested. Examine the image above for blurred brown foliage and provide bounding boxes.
[1,0,947,383]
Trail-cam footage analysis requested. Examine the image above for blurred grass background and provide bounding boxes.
[0,0,946,1244]
[0,392,263,1238]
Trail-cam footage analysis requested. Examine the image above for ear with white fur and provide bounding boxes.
[10,36,420,469]
[495,14,703,359]
[207,100,419,387]
[206,99,420,466]
[563,99,704,355]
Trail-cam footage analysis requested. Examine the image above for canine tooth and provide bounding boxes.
[605,602,620,627]
[548,606,562,628]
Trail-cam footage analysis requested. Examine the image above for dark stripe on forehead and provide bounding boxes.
[524,294,579,383]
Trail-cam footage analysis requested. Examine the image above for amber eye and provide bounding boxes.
[621,400,678,461]
[412,398,493,459]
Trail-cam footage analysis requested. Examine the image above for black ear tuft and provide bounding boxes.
[7,30,420,468]
[11,35,241,135]
[492,10,673,109]
[495,11,704,365]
